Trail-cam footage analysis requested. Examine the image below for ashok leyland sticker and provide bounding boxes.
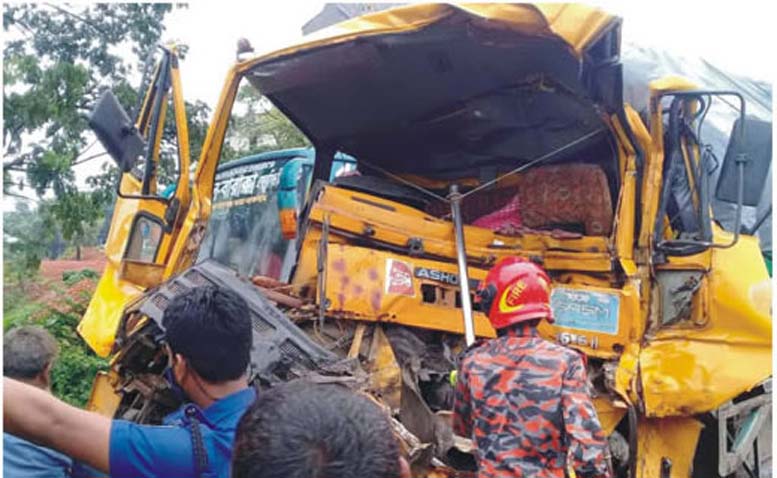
[550,288,620,335]
[385,259,415,296]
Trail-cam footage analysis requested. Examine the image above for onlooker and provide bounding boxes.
[3,325,78,478]
[4,285,255,478]
[232,381,411,478]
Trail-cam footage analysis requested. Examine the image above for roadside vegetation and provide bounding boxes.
[3,264,106,406]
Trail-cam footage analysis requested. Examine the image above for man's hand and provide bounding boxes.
[3,377,112,473]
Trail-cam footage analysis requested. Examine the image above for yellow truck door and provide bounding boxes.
[78,46,192,357]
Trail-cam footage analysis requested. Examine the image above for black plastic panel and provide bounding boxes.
[134,260,337,385]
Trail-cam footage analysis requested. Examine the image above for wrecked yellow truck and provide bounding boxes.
[80,4,772,477]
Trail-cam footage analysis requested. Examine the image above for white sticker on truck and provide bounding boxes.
[550,288,620,335]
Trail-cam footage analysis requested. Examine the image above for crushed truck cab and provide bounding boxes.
[81,4,771,478]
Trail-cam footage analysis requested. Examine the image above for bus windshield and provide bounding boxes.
[197,149,356,280]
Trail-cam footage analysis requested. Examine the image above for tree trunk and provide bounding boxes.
[76,244,82,261]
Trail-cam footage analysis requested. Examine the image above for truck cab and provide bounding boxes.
[82,4,771,477]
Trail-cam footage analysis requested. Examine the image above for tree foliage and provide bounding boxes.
[3,275,108,407]
[3,201,57,285]
[49,189,105,260]
[3,3,174,181]
[221,83,310,162]
[2,4,189,256]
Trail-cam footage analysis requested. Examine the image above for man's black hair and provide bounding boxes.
[232,381,401,478]
[4,326,59,379]
[496,319,542,337]
[162,285,252,383]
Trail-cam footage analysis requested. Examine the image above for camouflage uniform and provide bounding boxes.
[453,324,611,478]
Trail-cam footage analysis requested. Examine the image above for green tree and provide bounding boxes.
[221,83,311,162]
[2,4,183,256]
[49,188,104,260]
[3,201,57,288]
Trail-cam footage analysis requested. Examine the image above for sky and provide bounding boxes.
[160,1,775,111]
[9,1,777,210]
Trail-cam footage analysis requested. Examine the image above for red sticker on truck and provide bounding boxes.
[385,259,414,296]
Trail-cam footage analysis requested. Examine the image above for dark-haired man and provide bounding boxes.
[232,381,411,478]
[4,285,255,478]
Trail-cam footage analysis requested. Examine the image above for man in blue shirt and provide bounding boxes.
[4,285,256,478]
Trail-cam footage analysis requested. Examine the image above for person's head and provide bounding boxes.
[3,325,59,390]
[232,382,411,478]
[476,256,553,333]
[162,285,252,401]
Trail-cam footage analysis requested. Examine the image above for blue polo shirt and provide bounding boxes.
[4,433,72,478]
[109,387,256,478]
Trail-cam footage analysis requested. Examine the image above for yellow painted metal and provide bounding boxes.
[636,416,703,478]
[592,397,626,436]
[307,185,614,272]
[79,190,162,355]
[78,262,143,356]
[80,46,197,356]
[238,3,615,76]
[640,226,772,416]
[615,342,642,406]
[85,371,122,418]
[367,326,403,410]
[81,6,619,356]
[163,46,192,250]
[163,65,242,279]
[638,76,699,249]
[319,242,496,338]
[307,235,639,359]
[348,323,367,359]
[136,61,161,137]
[609,113,637,266]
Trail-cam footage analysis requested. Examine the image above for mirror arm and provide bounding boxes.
[747,204,772,236]
[699,148,713,242]
[726,157,745,247]
[656,159,744,253]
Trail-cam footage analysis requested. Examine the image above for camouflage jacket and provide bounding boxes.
[453,325,612,478]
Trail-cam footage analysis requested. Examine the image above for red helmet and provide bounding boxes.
[476,257,553,329]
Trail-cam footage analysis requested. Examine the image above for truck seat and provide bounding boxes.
[424,163,613,236]
[516,163,613,236]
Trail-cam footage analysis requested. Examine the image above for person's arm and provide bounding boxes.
[561,356,612,478]
[452,362,473,438]
[3,378,111,473]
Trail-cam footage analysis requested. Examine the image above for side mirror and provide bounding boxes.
[716,117,772,206]
[88,90,146,173]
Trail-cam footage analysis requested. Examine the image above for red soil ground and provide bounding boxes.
[39,247,107,282]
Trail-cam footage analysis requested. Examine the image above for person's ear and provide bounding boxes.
[173,353,188,381]
[398,456,411,478]
[38,361,53,390]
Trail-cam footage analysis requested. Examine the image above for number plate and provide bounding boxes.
[550,288,620,335]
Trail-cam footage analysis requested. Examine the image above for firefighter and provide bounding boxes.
[453,257,612,478]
